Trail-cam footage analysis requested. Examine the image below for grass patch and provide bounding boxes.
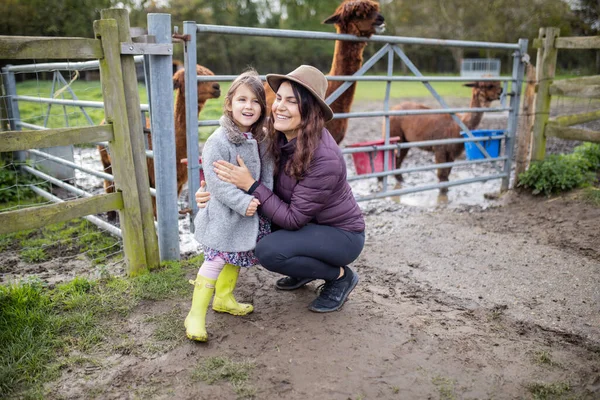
[192,356,256,398]
[526,381,571,399]
[518,143,600,196]
[0,261,191,398]
[533,350,558,367]
[144,306,186,354]
[0,160,50,206]
[431,375,456,400]
[581,187,600,206]
[0,218,123,266]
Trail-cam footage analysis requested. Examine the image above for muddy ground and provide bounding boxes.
[3,99,600,399]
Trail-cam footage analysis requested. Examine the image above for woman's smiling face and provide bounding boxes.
[272,81,302,138]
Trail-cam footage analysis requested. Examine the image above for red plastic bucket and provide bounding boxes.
[347,137,399,175]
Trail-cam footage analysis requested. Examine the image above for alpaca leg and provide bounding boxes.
[394,148,410,184]
[98,145,117,221]
[434,150,452,194]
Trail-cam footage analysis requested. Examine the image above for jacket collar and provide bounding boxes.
[279,131,297,156]
[219,115,250,145]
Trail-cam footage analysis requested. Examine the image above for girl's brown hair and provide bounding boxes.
[269,80,325,180]
[224,69,270,142]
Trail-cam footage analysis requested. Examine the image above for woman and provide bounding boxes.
[197,65,365,313]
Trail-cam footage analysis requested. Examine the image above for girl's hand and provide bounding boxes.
[195,180,210,208]
[245,198,261,217]
[214,155,256,191]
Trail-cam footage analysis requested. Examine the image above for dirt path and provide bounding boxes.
[45,191,599,400]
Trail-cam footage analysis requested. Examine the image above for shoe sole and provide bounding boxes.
[186,332,208,342]
[275,278,315,291]
[212,305,254,315]
[308,272,359,313]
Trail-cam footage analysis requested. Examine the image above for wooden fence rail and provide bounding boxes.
[528,28,600,165]
[0,9,159,275]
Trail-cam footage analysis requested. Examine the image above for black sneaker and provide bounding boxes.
[275,276,315,290]
[308,267,359,313]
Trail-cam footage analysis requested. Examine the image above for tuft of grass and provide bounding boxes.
[526,381,571,399]
[518,143,600,196]
[144,307,186,354]
[192,356,256,398]
[20,247,48,263]
[581,187,600,206]
[132,261,190,301]
[533,350,558,367]
[431,375,456,400]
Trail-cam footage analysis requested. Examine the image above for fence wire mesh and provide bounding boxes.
[1,66,125,285]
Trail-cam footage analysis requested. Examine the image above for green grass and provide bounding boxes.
[526,381,571,400]
[14,73,582,143]
[0,259,199,398]
[582,186,600,206]
[0,218,123,266]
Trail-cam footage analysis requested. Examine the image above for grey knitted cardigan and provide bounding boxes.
[194,116,274,252]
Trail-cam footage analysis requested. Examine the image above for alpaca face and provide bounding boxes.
[172,65,221,107]
[323,0,385,37]
[465,81,503,106]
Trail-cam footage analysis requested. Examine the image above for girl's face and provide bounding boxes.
[272,81,301,138]
[227,84,262,131]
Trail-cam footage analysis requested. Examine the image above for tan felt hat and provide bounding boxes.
[266,65,334,122]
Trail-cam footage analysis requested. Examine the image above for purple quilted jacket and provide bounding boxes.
[252,129,365,232]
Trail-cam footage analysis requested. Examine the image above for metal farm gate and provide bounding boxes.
[180,22,528,210]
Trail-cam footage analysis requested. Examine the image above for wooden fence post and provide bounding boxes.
[514,63,537,184]
[530,27,560,162]
[101,8,160,270]
[94,18,150,276]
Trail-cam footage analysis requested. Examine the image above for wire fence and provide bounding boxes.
[0,66,125,284]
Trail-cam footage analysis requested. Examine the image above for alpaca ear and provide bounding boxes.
[173,75,182,90]
[323,13,341,25]
[463,82,476,88]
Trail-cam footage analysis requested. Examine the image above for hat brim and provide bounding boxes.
[266,74,334,122]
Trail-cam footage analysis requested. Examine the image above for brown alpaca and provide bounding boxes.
[384,81,502,191]
[265,0,385,144]
[99,65,221,219]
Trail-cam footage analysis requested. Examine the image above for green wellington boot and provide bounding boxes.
[184,276,216,342]
[212,264,254,315]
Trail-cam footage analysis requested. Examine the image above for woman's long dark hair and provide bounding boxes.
[269,80,325,180]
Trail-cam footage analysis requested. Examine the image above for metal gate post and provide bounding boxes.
[501,38,528,191]
[147,13,180,260]
[2,67,25,162]
[183,21,201,232]
[382,47,394,192]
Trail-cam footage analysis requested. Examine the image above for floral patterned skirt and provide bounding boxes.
[203,215,270,268]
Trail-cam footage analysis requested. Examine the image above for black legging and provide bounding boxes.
[255,223,365,282]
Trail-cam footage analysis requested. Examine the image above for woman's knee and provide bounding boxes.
[255,238,284,272]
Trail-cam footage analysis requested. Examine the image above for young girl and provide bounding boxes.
[186,69,274,342]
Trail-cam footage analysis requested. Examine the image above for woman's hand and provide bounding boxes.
[214,155,256,191]
[195,180,210,208]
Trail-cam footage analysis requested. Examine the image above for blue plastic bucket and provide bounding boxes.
[460,130,503,160]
